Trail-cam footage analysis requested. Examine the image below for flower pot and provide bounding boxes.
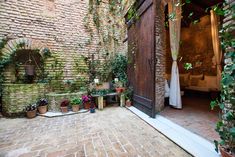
[84,102,91,109]
[126,100,132,107]
[90,108,95,113]
[115,87,125,93]
[26,110,37,118]
[38,105,47,114]
[60,106,68,113]
[220,147,234,157]
[72,105,80,112]
[25,65,35,76]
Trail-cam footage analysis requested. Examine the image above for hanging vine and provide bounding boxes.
[82,0,129,59]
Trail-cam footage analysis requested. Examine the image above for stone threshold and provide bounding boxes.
[127,106,220,157]
[38,109,89,118]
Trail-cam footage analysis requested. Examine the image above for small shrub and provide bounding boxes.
[71,97,82,106]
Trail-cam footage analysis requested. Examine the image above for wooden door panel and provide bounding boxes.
[127,0,155,117]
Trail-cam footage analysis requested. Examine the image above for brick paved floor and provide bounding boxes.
[161,95,220,142]
[0,107,191,157]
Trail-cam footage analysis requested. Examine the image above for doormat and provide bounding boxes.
[38,109,89,118]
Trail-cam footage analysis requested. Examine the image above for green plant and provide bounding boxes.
[113,81,123,88]
[111,54,128,86]
[210,1,235,155]
[91,89,113,96]
[184,63,193,70]
[48,56,64,92]
[71,97,82,106]
[25,103,37,112]
[97,53,112,82]
[127,7,139,22]
[60,99,70,107]
[123,86,133,101]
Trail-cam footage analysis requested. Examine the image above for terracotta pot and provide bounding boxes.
[126,100,132,107]
[220,147,234,157]
[26,110,37,118]
[72,105,80,112]
[61,106,68,113]
[115,87,125,93]
[38,105,47,114]
[84,102,91,109]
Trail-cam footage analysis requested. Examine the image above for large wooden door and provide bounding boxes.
[127,0,156,118]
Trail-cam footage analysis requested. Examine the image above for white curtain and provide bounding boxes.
[168,0,182,109]
[210,10,222,90]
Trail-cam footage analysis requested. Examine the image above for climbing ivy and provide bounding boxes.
[82,0,128,58]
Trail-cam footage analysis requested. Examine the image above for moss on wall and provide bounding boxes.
[46,92,87,112]
[2,83,47,117]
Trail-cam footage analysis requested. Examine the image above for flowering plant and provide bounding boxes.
[25,103,37,111]
[60,99,70,107]
[37,98,48,106]
[82,95,91,103]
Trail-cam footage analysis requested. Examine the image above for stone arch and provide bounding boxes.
[0,38,50,60]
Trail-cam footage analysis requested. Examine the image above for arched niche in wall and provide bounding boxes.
[0,38,51,83]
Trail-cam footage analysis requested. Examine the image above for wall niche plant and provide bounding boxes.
[0,38,51,95]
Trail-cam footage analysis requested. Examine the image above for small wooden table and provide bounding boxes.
[91,92,125,110]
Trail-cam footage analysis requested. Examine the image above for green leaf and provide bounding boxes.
[216,121,223,130]
[225,111,234,121]
[210,100,218,110]
[230,97,235,105]
[192,20,199,24]
[188,12,193,18]
[219,103,225,110]
[229,127,235,137]
[185,0,191,4]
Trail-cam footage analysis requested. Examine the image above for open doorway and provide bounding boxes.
[160,1,223,142]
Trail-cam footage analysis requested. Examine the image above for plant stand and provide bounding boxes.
[91,92,125,110]
[120,94,125,107]
[98,96,104,110]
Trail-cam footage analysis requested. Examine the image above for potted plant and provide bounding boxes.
[90,101,96,113]
[113,80,125,93]
[110,54,128,85]
[60,99,70,113]
[82,95,91,109]
[124,86,133,107]
[37,98,48,114]
[71,97,82,112]
[25,103,37,118]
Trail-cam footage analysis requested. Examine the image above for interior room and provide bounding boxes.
[161,2,222,142]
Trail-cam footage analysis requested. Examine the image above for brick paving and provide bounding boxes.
[161,95,219,142]
[0,107,191,157]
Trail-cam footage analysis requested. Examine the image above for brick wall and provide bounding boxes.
[2,83,47,116]
[0,0,129,82]
[155,0,166,112]
[166,15,216,75]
